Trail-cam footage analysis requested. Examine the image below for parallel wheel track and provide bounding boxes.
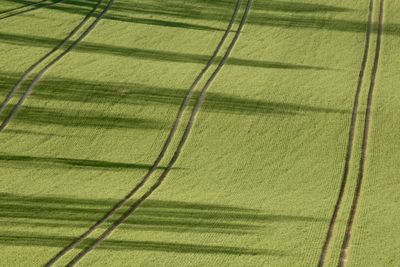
[0,0,103,116]
[0,0,113,132]
[58,0,253,266]
[318,0,385,265]
[317,0,374,265]
[339,0,384,266]
[45,0,243,265]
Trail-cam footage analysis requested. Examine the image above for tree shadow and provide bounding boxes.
[3,0,229,32]
[34,0,353,30]
[3,0,398,36]
[0,0,46,15]
[0,193,325,240]
[50,0,400,35]
[101,0,351,32]
[0,193,324,255]
[106,0,398,35]
[3,128,76,137]
[0,73,348,125]
[247,13,400,35]
[0,32,330,70]
[0,232,286,256]
[0,154,169,171]
[0,0,73,21]
[5,105,161,129]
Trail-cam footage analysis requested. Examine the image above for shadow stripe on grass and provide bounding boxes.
[0,0,103,119]
[0,0,67,21]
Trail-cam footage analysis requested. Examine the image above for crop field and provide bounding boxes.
[0,0,399,266]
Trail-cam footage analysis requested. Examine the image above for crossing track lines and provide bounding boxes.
[338,0,385,266]
[0,0,66,21]
[63,0,254,266]
[0,0,114,132]
[317,0,375,266]
[44,0,243,265]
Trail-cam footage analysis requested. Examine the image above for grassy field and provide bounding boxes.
[0,0,399,266]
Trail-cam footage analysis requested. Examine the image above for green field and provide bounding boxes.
[0,0,399,266]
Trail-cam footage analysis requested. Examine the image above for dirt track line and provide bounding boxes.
[45,0,242,265]
[338,0,384,266]
[317,0,374,266]
[65,0,253,266]
[0,0,103,116]
[0,0,65,21]
[0,0,112,132]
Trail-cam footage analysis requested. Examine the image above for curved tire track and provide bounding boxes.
[0,0,104,116]
[45,0,242,265]
[65,0,253,266]
[0,0,113,132]
[317,0,374,265]
[339,0,384,266]
[0,0,66,21]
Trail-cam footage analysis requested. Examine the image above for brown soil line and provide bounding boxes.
[65,0,254,266]
[317,0,375,266]
[338,0,385,266]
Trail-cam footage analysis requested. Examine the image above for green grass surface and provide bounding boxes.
[0,0,399,266]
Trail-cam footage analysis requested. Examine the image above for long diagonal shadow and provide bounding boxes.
[0,193,324,256]
[3,0,354,31]
[0,33,330,70]
[0,73,347,125]
[0,0,67,21]
[0,232,286,256]
[0,194,326,240]
[0,154,170,170]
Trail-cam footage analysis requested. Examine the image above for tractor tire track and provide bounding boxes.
[339,0,384,266]
[45,0,242,265]
[0,0,104,116]
[65,0,253,265]
[317,0,374,266]
[0,0,66,21]
[0,0,113,132]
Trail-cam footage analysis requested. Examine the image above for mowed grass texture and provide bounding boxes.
[0,0,399,266]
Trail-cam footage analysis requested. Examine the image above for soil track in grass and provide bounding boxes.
[317,0,375,266]
[44,0,243,265]
[338,0,385,266]
[0,0,103,116]
[0,0,113,132]
[63,0,253,266]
